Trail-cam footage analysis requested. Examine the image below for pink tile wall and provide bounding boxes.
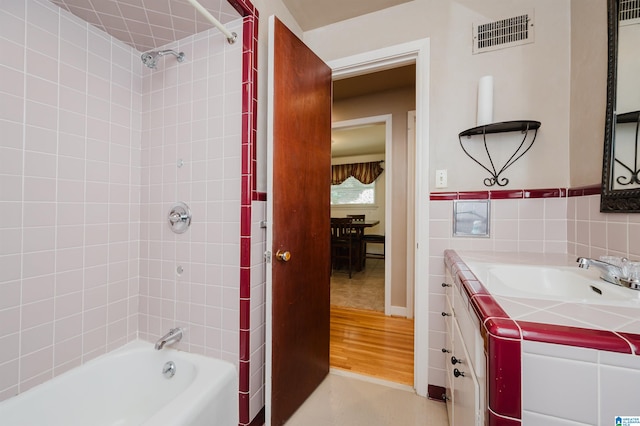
[248,200,266,420]
[428,195,568,387]
[0,0,140,400]
[429,189,640,387]
[137,21,244,366]
[568,194,640,260]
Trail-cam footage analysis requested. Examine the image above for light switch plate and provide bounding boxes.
[436,169,447,188]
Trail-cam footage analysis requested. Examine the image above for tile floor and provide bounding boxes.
[331,258,385,312]
[285,371,449,426]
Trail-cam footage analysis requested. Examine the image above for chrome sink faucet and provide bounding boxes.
[155,327,183,350]
[576,257,625,286]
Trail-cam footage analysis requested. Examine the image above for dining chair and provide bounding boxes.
[330,217,356,278]
[363,234,385,260]
[346,215,366,269]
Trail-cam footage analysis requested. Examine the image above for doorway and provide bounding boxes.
[327,39,430,395]
[330,115,391,313]
[329,66,416,385]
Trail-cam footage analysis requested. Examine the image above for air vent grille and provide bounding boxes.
[620,0,640,24]
[473,11,534,54]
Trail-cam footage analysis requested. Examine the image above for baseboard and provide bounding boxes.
[387,305,407,317]
[427,384,447,402]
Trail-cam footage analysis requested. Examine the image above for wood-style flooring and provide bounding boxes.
[330,306,414,385]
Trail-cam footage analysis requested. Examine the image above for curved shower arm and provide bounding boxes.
[158,50,185,62]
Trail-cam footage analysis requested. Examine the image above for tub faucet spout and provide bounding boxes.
[155,328,183,350]
[576,257,624,285]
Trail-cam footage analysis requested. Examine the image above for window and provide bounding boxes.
[331,176,375,205]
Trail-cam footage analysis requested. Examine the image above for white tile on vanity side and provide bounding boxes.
[522,341,598,423]
[522,411,592,426]
[599,362,640,424]
[522,340,598,363]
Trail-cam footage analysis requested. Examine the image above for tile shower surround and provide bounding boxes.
[0,0,263,424]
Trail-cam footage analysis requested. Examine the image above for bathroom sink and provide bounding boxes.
[465,262,640,306]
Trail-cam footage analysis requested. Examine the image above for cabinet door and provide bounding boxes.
[451,320,481,426]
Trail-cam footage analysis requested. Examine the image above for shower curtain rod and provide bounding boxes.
[186,0,237,44]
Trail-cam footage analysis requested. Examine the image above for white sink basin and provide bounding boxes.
[465,262,640,306]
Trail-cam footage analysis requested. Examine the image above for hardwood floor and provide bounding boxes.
[330,306,414,386]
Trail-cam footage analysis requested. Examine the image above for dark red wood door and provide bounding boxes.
[269,16,332,426]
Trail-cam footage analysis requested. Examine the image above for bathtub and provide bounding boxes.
[0,340,238,426]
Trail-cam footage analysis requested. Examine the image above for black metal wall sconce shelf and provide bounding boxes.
[458,120,541,187]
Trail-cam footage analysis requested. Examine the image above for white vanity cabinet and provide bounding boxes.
[443,269,486,426]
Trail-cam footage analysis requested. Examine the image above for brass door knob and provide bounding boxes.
[275,250,291,262]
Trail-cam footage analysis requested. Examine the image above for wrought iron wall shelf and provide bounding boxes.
[458,120,541,187]
[614,110,640,186]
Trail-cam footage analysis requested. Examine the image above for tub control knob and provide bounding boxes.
[453,368,465,378]
[451,356,462,365]
[441,348,451,353]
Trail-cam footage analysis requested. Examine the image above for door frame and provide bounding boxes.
[328,38,430,396]
[407,110,416,320]
[331,114,393,315]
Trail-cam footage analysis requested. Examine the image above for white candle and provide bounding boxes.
[477,75,494,126]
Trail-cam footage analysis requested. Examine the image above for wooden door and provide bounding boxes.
[267,16,332,426]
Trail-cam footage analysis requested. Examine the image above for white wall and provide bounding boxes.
[303,0,575,192]
[246,0,303,194]
[569,0,607,187]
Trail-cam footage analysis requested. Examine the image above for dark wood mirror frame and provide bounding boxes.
[601,0,640,212]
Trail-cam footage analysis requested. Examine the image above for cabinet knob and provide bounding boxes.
[441,282,452,287]
[441,348,451,353]
[453,368,465,378]
[441,311,452,317]
[451,356,462,365]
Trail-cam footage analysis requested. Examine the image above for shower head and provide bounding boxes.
[141,49,185,69]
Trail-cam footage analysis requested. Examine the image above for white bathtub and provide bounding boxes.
[0,340,238,426]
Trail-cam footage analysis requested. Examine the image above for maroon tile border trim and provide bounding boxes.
[488,410,522,426]
[430,184,600,201]
[234,2,259,425]
[619,332,640,354]
[567,184,601,197]
[490,190,524,199]
[430,192,458,200]
[459,190,489,200]
[518,321,633,354]
[486,334,521,419]
[427,384,447,402]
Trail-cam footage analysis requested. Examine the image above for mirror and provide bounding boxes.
[602,0,640,212]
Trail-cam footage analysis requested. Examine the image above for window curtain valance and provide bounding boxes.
[331,161,384,185]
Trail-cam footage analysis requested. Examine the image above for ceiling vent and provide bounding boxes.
[473,11,534,54]
[620,0,640,25]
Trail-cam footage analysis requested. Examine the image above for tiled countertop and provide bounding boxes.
[445,250,640,354]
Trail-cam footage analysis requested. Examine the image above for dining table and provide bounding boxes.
[330,219,380,273]
[348,220,380,229]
